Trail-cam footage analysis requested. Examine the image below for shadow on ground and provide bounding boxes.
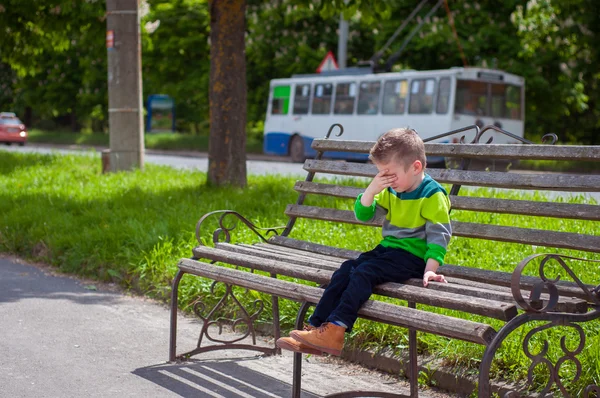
[133,358,320,398]
[0,257,120,305]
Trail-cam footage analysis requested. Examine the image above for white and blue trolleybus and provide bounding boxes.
[263,67,525,162]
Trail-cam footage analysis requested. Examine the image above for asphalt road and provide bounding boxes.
[0,144,308,178]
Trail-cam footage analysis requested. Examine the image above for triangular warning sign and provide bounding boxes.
[316,51,339,73]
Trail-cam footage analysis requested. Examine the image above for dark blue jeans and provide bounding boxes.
[308,245,426,332]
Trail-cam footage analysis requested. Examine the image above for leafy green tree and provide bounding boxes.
[0,0,107,130]
[511,0,600,143]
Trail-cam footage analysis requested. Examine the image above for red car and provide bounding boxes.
[0,112,27,146]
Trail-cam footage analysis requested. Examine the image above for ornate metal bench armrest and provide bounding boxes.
[195,210,286,246]
[511,253,600,312]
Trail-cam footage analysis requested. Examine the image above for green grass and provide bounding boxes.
[26,129,264,154]
[0,151,598,395]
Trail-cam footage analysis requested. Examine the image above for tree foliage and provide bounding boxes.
[0,0,599,143]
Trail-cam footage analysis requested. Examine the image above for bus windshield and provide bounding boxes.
[455,80,522,120]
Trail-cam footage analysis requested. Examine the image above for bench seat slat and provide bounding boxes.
[294,181,600,221]
[267,236,589,312]
[269,235,361,259]
[214,242,587,313]
[439,264,597,302]
[442,277,588,313]
[216,243,340,271]
[285,204,600,253]
[253,242,351,263]
[303,160,600,192]
[191,246,518,321]
[311,139,600,162]
[178,258,497,345]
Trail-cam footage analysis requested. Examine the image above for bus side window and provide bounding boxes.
[334,82,356,115]
[436,78,451,114]
[505,85,522,120]
[293,84,311,115]
[409,79,435,114]
[271,85,291,115]
[455,80,488,116]
[312,83,333,114]
[357,81,381,115]
[382,80,407,115]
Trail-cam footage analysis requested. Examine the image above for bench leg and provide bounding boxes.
[292,301,313,398]
[408,302,419,398]
[271,273,281,355]
[169,269,185,362]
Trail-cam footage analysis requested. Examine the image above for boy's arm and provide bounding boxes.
[355,170,395,221]
[421,192,452,286]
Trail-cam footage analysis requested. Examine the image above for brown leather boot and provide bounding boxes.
[276,337,323,355]
[290,322,345,356]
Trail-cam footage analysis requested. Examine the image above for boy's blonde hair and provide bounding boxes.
[370,128,427,169]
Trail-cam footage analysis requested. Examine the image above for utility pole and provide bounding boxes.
[106,0,144,172]
[338,13,348,69]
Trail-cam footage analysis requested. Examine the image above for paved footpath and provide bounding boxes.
[0,255,454,398]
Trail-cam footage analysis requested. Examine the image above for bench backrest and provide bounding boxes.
[282,127,600,263]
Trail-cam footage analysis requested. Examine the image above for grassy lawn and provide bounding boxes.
[26,129,264,154]
[0,151,598,395]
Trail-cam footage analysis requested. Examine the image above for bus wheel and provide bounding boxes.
[289,135,305,163]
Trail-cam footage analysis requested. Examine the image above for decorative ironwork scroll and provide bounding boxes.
[512,253,600,312]
[195,210,285,246]
[479,254,600,397]
[193,281,264,345]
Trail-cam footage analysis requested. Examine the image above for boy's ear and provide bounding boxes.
[413,160,424,173]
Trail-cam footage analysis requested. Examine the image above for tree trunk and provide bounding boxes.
[24,107,32,127]
[207,0,247,187]
[70,111,78,132]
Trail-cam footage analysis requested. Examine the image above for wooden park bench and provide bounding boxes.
[169,124,600,397]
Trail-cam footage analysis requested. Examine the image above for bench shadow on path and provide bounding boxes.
[133,358,321,398]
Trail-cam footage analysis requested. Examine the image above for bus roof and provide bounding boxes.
[272,67,524,86]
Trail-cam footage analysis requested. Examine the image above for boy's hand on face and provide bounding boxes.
[423,271,447,287]
[366,170,396,197]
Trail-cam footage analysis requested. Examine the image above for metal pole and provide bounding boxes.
[408,301,418,398]
[338,13,348,69]
[106,0,145,171]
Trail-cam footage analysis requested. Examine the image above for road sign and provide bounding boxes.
[316,51,339,73]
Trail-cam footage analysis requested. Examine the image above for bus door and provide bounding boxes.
[452,79,524,143]
[263,84,291,155]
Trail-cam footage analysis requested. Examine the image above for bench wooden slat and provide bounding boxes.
[269,236,594,305]
[450,196,600,221]
[452,222,600,253]
[294,181,600,221]
[311,139,600,162]
[269,235,361,259]
[285,205,600,253]
[255,241,586,313]
[214,243,586,313]
[178,258,498,345]
[248,241,586,313]
[442,277,589,313]
[216,243,340,271]
[191,246,518,321]
[303,160,600,192]
[252,243,350,263]
[439,264,597,302]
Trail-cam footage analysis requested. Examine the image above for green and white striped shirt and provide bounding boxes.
[354,174,452,266]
